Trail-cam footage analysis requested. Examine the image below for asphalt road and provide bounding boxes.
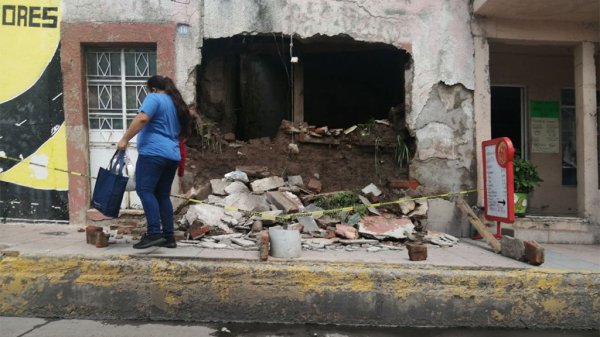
[1,317,597,337]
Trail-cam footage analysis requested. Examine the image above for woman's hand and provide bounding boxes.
[117,139,128,151]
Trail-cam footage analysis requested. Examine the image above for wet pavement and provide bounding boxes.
[1,317,597,337]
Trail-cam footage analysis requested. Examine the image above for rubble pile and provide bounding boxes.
[174,167,459,253]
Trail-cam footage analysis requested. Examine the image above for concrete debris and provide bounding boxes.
[231,237,256,247]
[425,231,459,247]
[288,143,299,154]
[208,195,225,206]
[224,192,270,212]
[266,191,303,213]
[225,181,250,194]
[287,175,304,187]
[184,203,226,227]
[399,200,416,215]
[201,241,228,249]
[358,195,381,216]
[501,236,526,261]
[358,216,413,240]
[361,183,382,197]
[408,200,428,217]
[297,216,320,233]
[367,246,382,253]
[210,179,230,196]
[251,176,285,193]
[224,170,249,183]
[344,125,357,134]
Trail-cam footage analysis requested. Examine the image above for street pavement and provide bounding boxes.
[1,316,597,337]
[0,223,598,270]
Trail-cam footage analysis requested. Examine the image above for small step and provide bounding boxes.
[502,216,598,244]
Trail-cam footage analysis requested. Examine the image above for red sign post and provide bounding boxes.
[481,137,515,238]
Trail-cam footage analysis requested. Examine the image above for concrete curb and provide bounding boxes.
[1,255,598,329]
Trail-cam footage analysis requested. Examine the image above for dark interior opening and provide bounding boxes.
[491,86,522,154]
[303,43,407,128]
[197,35,408,140]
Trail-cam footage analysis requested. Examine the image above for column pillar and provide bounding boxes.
[574,42,598,218]
[474,36,492,206]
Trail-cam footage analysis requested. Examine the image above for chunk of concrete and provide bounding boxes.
[298,216,320,233]
[224,170,249,183]
[399,200,416,215]
[185,204,226,227]
[358,195,381,216]
[501,236,525,261]
[208,195,225,206]
[251,176,285,193]
[232,237,256,248]
[358,216,414,240]
[408,200,429,217]
[267,191,302,213]
[210,179,230,196]
[361,183,382,197]
[287,175,304,187]
[224,192,270,212]
[225,181,250,194]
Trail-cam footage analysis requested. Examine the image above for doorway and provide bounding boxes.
[491,86,526,157]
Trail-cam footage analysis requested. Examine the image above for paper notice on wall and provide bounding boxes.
[530,101,560,154]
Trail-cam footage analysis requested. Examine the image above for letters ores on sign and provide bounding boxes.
[482,137,515,223]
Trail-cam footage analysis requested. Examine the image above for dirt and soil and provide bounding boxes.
[183,122,410,202]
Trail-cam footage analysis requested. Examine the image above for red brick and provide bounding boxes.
[260,230,270,261]
[524,240,544,266]
[307,178,322,193]
[85,226,103,245]
[406,242,428,261]
[325,230,337,239]
[188,223,210,239]
[388,179,420,190]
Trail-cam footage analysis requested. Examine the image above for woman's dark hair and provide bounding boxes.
[147,75,194,138]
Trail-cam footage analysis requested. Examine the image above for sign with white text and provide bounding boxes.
[483,137,515,223]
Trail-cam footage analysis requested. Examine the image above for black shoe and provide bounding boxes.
[133,233,166,249]
[160,235,177,248]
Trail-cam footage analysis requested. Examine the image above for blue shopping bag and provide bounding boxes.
[92,150,129,218]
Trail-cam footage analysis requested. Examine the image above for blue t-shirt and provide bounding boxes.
[137,93,181,161]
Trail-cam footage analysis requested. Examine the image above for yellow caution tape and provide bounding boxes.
[1,152,478,221]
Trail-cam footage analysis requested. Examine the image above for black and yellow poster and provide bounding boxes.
[0,0,68,221]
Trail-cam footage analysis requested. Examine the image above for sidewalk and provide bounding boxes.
[1,223,598,270]
[0,223,599,329]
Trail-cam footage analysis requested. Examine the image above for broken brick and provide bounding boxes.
[524,240,545,266]
[388,179,420,190]
[335,224,358,240]
[325,230,337,239]
[85,226,103,245]
[307,178,322,193]
[188,223,211,240]
[406,242,427,261]
[259,230,270,261]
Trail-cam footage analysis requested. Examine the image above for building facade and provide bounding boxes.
[0,0,598,239]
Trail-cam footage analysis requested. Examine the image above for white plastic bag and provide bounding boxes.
[124,152,136,192]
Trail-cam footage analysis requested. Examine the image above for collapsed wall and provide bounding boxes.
[195,0,477,235]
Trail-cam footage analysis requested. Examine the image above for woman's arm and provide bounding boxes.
[117,112,150,150]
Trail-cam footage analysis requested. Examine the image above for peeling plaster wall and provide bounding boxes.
[62,0,202,103]
[204,0,477,193]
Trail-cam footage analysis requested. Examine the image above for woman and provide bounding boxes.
[117,75,193,249]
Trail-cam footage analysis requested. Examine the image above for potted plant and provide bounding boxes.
[513,156,543,216]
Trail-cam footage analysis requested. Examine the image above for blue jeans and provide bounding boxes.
[135,155,179,236]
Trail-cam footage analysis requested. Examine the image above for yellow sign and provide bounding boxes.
[0,123,68,190]
[0,0,61,103]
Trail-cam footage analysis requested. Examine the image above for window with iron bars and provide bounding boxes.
[85,48,157,132]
